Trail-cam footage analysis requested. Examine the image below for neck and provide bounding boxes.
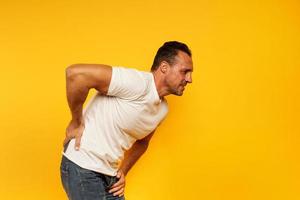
[151,71,170,98]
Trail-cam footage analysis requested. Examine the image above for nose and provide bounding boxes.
[186,73,192,83]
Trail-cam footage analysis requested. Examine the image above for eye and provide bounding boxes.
[181,70,187,74]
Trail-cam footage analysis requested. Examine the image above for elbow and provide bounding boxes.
[66,64,79,78]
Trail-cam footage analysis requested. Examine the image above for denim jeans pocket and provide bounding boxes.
[60,156,69,175]
[60,156,71,196]
[78,167,102,183]
[103,174,119,189]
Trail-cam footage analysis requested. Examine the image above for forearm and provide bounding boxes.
[119,141,149,176]
[66,66,90,124]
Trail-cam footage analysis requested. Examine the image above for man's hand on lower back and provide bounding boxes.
[63,119,85,151]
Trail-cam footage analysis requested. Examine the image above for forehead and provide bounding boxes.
[174,51,193,71]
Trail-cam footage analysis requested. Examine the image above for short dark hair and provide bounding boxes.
[151,41,192,71]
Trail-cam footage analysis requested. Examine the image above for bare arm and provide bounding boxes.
[108,130,156,197]
[66,63,112,123]
[119,130,156,176]
[63,63,112,149]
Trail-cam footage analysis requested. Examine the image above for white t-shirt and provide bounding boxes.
[62,66,168,176]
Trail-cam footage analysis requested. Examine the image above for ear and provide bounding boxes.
[159,61,169,73]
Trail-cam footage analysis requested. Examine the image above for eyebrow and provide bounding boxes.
[183,66,193,72]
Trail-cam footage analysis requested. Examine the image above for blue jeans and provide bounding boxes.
[60,155,125,200]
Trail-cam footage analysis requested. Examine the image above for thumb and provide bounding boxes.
[117,170,122,178]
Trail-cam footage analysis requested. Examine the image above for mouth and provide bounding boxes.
[178,83,187,92]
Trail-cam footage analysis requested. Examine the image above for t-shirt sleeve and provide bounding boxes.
[107,66,146,100]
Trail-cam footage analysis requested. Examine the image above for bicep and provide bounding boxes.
[66,64,112,94]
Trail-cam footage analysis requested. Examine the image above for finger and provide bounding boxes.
[113,188,124,196]
[66,130,75,138]
[110,178,124,188]
[109,185,123,193]
[109,186,124,194]
[75,135,82,150]
[116,171,122,178]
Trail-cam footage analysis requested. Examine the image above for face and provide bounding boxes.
[164,51,193,96]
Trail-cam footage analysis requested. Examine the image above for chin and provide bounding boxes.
[174,91,184,96]
[170,88,184,96]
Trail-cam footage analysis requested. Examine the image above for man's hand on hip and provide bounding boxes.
[109,169,126,197]
[63,119,85,151]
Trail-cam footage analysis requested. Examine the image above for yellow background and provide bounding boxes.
[0,0,299,199]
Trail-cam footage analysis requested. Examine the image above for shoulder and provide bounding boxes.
[112,66,148,79]
[108,66,151,100]
[111,66,150,87]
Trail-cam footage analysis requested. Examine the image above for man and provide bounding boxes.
[60,41,193,200]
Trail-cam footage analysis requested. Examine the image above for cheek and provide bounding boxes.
[167,73,177,82]
[167,72,183,85]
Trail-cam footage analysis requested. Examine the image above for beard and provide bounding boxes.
[165,76,186,96]
[170,85,184,96]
